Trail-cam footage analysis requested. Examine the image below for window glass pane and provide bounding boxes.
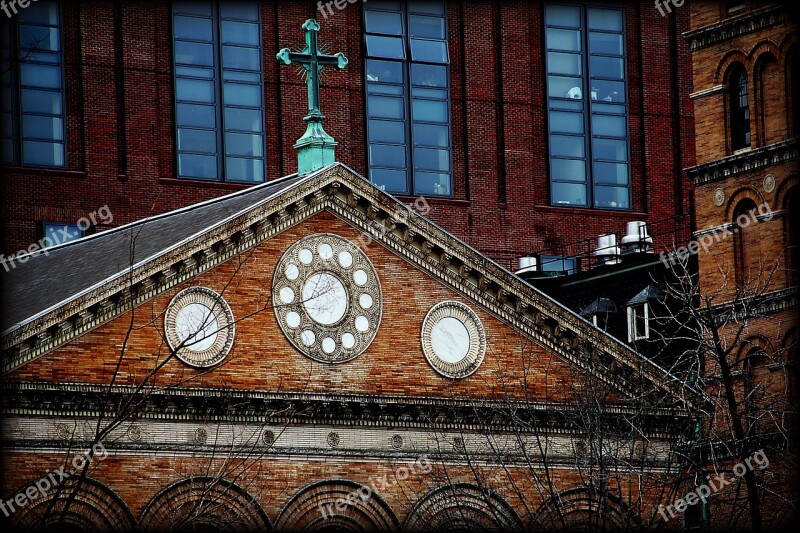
[587,9,623,32]
[176,66,215,79]
[413,123,449,147]
[222,70,260,83]
[412,87,446,99]
[369,120,406,144]
[368,84,404,95]
[591,102,625,115]
[43,223,83,247]
[550,110,584,134]
[411,63,447,87]
[412,99,447,122]
[1,112,11,137]
[368,95,404,119]
[225,132,262,157]
[22,115,63,141]
[589,32,623,55]
[173,1,212,16]
[21,89,62,114]
[178,128,217,153]
[545,4,581,27]
[22,140,63,166]
[414,172,450,195]
[591,114,626,137]
[414,147,449,171]
[20,51,61,64]
[175,41,214,66]
[365,10,403,34]
[222,45,259,70]
[177,78,215,103]
[592,79,624,102]
[220,2,259,21]
[547,51,581,75]
[546,28,581,52]
[551,159,586,182]
[222,82,261,107]
[409,15,445,39]
[551,135,585,158]
[226,157,263,181]
[408,1,445,15]
[590,56,623,80]
[18,2,59,24]
[19,26,60,51]
[1,139,13,163]
[593,162,628,185]
[552,182,587,206]
[224,107,261,132]
[594,186,629,209]
[592,138,626,161]
[20,64,60,89]
[221,21,259,45]
[178,103,216,128]
[179,153,218,179]
[370,143,406,168]
[173,15,213,41]
[410,39,448,63]
[548,76,583,99]
[550,99,584,111]
[366,35,405,59]
[371,168,407,193]
[367,59,403,84]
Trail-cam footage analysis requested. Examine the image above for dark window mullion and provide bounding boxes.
[581,7,593,208]
[213,3,224,181]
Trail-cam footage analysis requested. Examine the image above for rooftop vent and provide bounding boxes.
[516,256,537,275]
[620,221,653,254]
[593,233,620,267]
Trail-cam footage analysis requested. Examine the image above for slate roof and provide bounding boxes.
[1,173,310,333]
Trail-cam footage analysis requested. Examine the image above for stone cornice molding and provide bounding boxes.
[682,4,788,51]
[686,139,798,186]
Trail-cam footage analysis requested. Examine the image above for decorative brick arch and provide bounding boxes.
[403,483,523,532]
[139,477,271,531]
[12,476,135,531]
[749,40,781,64]
[529,486,640,531]
[774,176,799,211]
[715,51,750,85]
[779,33,799,56]
[737,335,776,363]
[275,479,399,531]
[724,187,766,222]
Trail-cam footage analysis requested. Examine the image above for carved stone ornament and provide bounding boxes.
[273,234,382,363]
[421,301,487,379]
[164,287,235,368]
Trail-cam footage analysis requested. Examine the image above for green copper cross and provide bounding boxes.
[277,19,348,176]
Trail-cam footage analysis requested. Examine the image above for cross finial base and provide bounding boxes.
[295,114,338,176]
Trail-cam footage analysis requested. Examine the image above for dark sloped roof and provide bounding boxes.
[1,173,309,333]
[627,284,664,306]
[579,297,618,316]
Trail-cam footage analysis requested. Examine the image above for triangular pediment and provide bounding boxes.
[0,164,708,410]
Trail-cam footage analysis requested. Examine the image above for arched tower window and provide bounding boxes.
[732,198,758,286]
[729,64,751,151]
[789,47,799,136]
[787,186,799,283]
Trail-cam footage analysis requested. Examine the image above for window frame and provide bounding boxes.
[363,0,453,197]
[544,3,631,210]
[627,302,649,342]
[1,1,67,168]
[171,1,267,183]
[728,63,751,152]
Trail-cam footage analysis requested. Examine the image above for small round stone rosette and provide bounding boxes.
[273,234,382,363]
[164,287,235,368]
[421,301,486,379]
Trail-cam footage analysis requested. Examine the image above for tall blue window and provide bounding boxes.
[172,1,265,182]
[545,4,630,210]
[1,1,65,167]
[364,0,452,197]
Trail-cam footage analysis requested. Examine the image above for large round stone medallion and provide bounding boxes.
[421,301,486,379]
[165,287,236,368]
[273,234,382,363]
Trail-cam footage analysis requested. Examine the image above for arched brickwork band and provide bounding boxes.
[139,477,271,531]
[403,483,523,532]
[529,486,640,531]
[11,477,135,531]
[275,479,400,531]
